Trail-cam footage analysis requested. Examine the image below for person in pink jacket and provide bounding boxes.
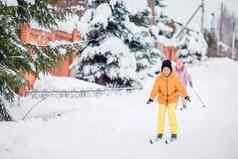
[175,59,193,109]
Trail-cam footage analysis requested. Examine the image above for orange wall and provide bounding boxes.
[19,23,80,96]
[156,42,178,62]
[163,46,178,62]
[20,23,80,46]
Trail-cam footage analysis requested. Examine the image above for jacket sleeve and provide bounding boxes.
[149,76,160,100]
[175,76,188,97]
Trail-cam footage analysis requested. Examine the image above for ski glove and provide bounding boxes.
[185,96,191,102]
[146,98,153,104]
[189,81,193,88]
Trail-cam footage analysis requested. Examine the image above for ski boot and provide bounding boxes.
[150,133,163,144]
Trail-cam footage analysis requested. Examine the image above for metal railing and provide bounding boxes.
[27,87,143,99]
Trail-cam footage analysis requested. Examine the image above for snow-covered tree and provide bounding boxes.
[76,37,138,87]
[0,0,64,121]
[86,0,132,44]
[76,0,137,87]
[126,6,162,71]
[176,29,208,63]
[129,8,150,27]
[76,0,162,86]
[111,0,162,71]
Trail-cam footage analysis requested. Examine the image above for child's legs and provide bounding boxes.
[168,103,177,134]
[157,104,167,134]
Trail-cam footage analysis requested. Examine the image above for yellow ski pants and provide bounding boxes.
[157,103,177,134]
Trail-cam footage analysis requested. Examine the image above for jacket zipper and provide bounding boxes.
[166,78,168,106]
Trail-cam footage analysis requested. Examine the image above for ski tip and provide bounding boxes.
[149,139,153,144]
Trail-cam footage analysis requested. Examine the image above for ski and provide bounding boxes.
[149,137,177,144]
[164,138,177,144]
[149,138,164,144]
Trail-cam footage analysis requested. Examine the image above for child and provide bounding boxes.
[175,59,193,109]
[147,60,190,142]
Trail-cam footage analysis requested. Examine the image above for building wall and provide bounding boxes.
[19,23,80,96]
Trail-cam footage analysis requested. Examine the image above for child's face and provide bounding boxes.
[176,63,183,69]
[176,61,183,69]
[162,67,171,77]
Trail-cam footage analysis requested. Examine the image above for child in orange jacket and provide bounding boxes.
[147,60,190,142]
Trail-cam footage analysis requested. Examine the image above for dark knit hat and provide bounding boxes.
[161,60,173,72]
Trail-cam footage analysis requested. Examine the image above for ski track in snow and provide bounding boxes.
[0,58,238,159]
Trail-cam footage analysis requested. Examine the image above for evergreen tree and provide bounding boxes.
[76,0,140,88]
[108,0,161,71]
[129,8,150,27]
[176,29,208,63]
[76,0,163,86]
[0,0,63,121]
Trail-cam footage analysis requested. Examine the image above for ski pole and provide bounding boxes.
[191,87,206,107]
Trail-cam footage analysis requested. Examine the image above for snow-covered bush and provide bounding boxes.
[176,30,208,63]
[75,37,139,88]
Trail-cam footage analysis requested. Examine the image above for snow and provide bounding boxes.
[181,32,208,56]
[78,9,94,37]
[56,15,80,33]
[48,40,81,48]
[122,0,148,14]
[91,3,112,29]
[157,22,174,33]
[2,0,17,6]
[157,36,177,47]
[1,58,238,159]
[0,0,236,157]
[79,37,137,80]
[33,75,106,91]
[3,0,35,6]
[125,21,148,34]
[30,20,51,32]
[97,37,137,76]
[78,3,112,38]
[30,15,80,33]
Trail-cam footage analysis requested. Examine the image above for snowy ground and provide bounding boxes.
[1,58,238,159]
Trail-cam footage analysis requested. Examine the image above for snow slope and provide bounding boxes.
[0,58,238,159]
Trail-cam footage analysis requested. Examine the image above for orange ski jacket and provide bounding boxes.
[149,71,188,105]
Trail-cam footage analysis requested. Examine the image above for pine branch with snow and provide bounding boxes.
[0,0,65,121]
[75,37,139,88]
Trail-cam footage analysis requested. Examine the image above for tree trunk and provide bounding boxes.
[0,99,13,121]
